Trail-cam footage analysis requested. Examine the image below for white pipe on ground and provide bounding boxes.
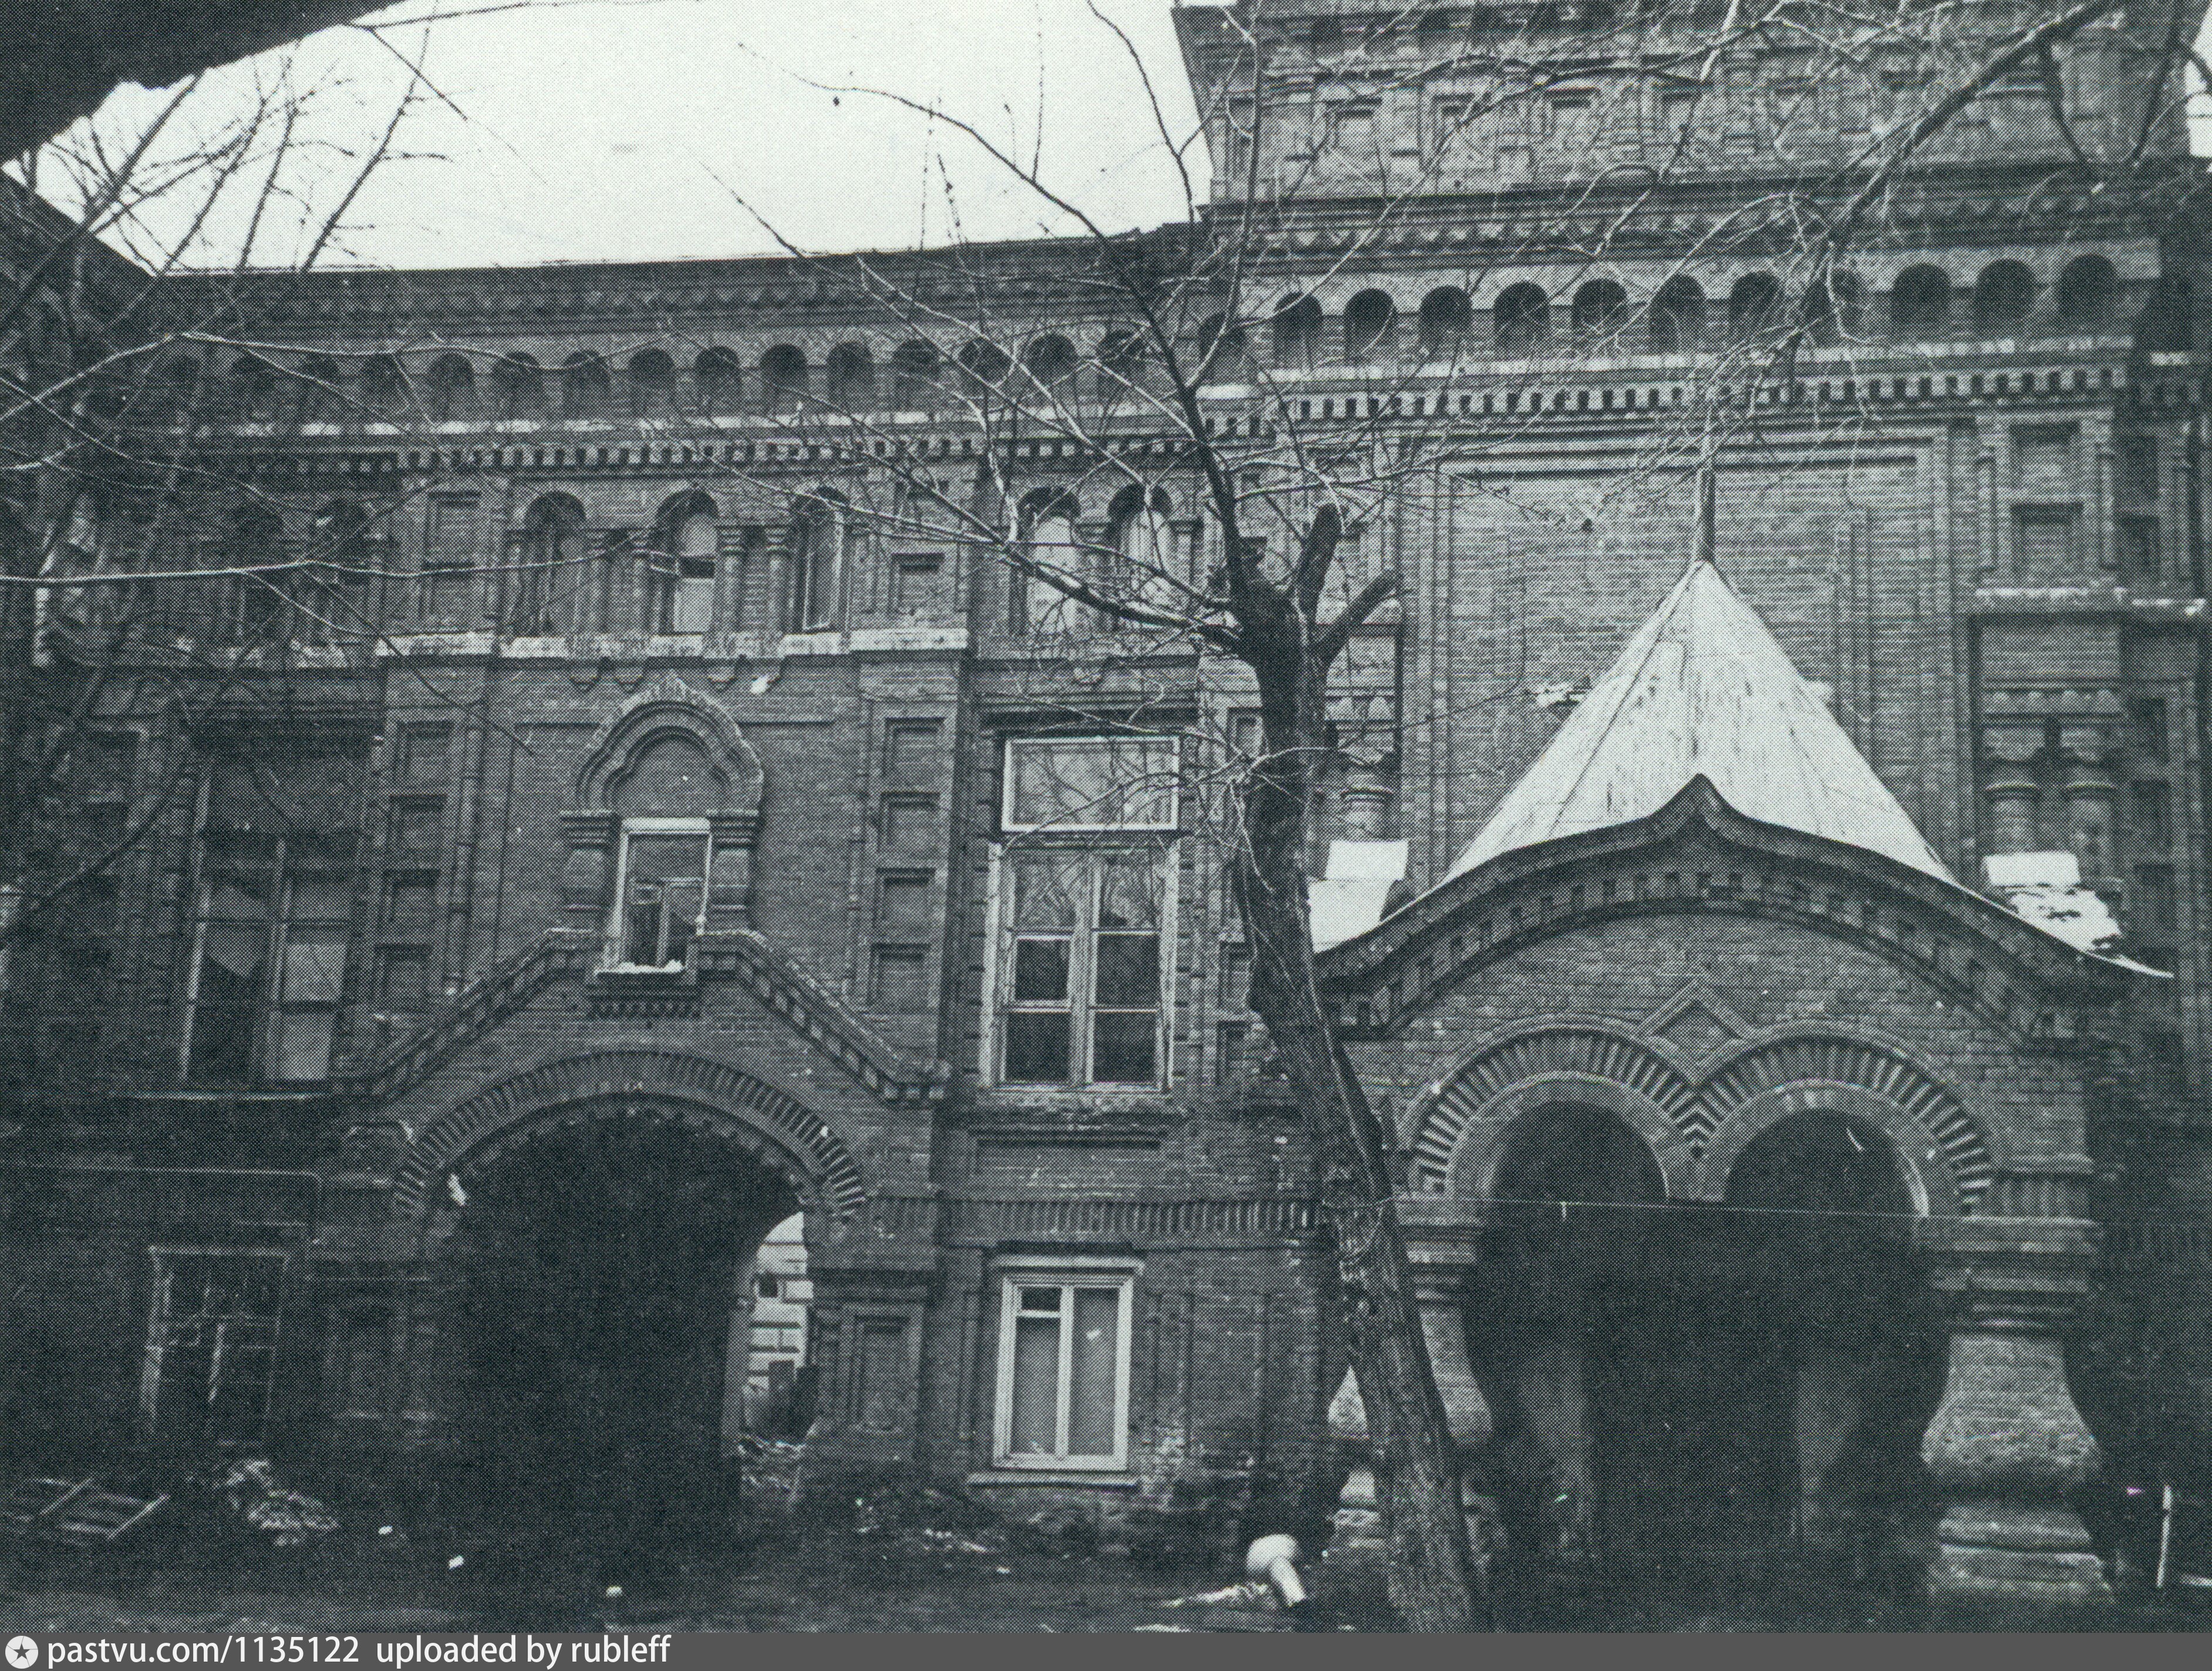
[1245,1533,1309,1612]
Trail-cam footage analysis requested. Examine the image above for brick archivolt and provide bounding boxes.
[391,1047,868,1223]
[1407,1023,1992,1214]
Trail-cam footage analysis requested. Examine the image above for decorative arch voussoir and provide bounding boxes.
[390,1047,868,1221]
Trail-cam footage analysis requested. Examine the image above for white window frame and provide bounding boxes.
[991,1262,1135,1472]
[605,814,712,971]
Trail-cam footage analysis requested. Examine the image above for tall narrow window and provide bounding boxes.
[422,493,477,625]
[993,1268,1133,1471]
[1014,491,1083,637]
[787,494,844,632]
[302,500,370,643]
[1103,484,1175,619]
[650,491,718,632]
[511,493,582,635]
[995,737,1175,1088]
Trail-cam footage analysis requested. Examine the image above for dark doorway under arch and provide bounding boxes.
[439,1111,804,1572]
[1469,1103,1940,1605]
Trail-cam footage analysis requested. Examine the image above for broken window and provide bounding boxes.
[993,1269,1132,1471]
[140,1249,286,1446]
[609,817,710,969]
[183,755,360,1084]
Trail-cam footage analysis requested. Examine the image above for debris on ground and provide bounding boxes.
[1,1475,169,1547]
[1160,1581,1275,1610]
[208,1457,339,1549]
[731,1436,804,1512]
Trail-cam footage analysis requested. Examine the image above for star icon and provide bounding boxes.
[6,1636,40,1669]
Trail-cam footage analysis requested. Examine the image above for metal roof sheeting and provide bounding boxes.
[1447,557,1954,884]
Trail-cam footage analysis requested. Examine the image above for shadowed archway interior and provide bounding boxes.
[440,1110,800,1566]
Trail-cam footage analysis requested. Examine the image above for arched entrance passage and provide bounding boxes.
[420,1089,825,1568]
[1465,1100,1941,1595]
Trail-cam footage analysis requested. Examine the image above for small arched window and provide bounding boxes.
[693,347,741,414]
[511,492,583,636]
[154,356,201,421]
[1973,261,2034,332]
[891,341,939,409]
[294,356,340,424]
[2055,255,2117,331]
[651,490,719,632]
[227,354,276,423]
[1890,265,1952,337]
[1727,273,1782,341]
[1344,290,1397,360]
[1104,484,1176,618]
[561,352,609,419]
[426,353,475,422]
[1649,277,1704,352]
[956,340,1011,393]
[492,353,542,420]
[362,354,404,415]
[1023,335,1078,393]
[1095,330,1145,400]
[825,342,875,409]
[1014,489,1084,637]
[1571,279,1628,339]
[788,492,845,632]
[1417,288,1472,359]
[1273,296,1323,369]
[760,345,808,413]
[1196,316,1253,382]
[629,348,676,416]
[1494,282,1550,352]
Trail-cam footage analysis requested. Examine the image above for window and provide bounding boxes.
[1013,491,1084,636]
[787,494,845,631]
[1102,486,1175,619]
[141,1249,286,1446]
[609,816,710,969]
[511,493,583,635]
[652,496,718,632]
[183,756,360,1084]
[993,1268,1133,1471]
[995,737,1176,1089]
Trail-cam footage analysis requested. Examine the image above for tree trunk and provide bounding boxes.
[1230,621,1483,1632]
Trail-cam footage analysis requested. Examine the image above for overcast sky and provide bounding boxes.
[57,0,1208,272]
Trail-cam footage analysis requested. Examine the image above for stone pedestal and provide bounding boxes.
[1921,1221,2109,1611]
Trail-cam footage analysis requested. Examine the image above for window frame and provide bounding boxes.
[605,814,713,971]
[990,1263,1135,1473]
[990,735,1179,1091]
[139,1246,288,1447]
[180,792,356,1087]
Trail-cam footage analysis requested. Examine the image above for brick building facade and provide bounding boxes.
[4,0,2211,1608]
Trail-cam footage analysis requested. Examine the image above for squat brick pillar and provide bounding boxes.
[1412,1244,1498,1571]
[1920,1217,2109,1611]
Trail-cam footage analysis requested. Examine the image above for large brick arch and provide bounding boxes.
[391,1047,868,1221]
[1407,1023,1992,1212]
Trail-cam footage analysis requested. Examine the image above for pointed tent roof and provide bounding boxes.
[1448,556,1953,884]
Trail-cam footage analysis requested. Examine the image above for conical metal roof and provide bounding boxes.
[1447,557,1952,883]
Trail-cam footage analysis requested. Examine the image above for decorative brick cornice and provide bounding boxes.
[340,926,948,1109]
[1320,777,2140,1049]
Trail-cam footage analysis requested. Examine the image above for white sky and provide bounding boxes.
[52,0,1209,272]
